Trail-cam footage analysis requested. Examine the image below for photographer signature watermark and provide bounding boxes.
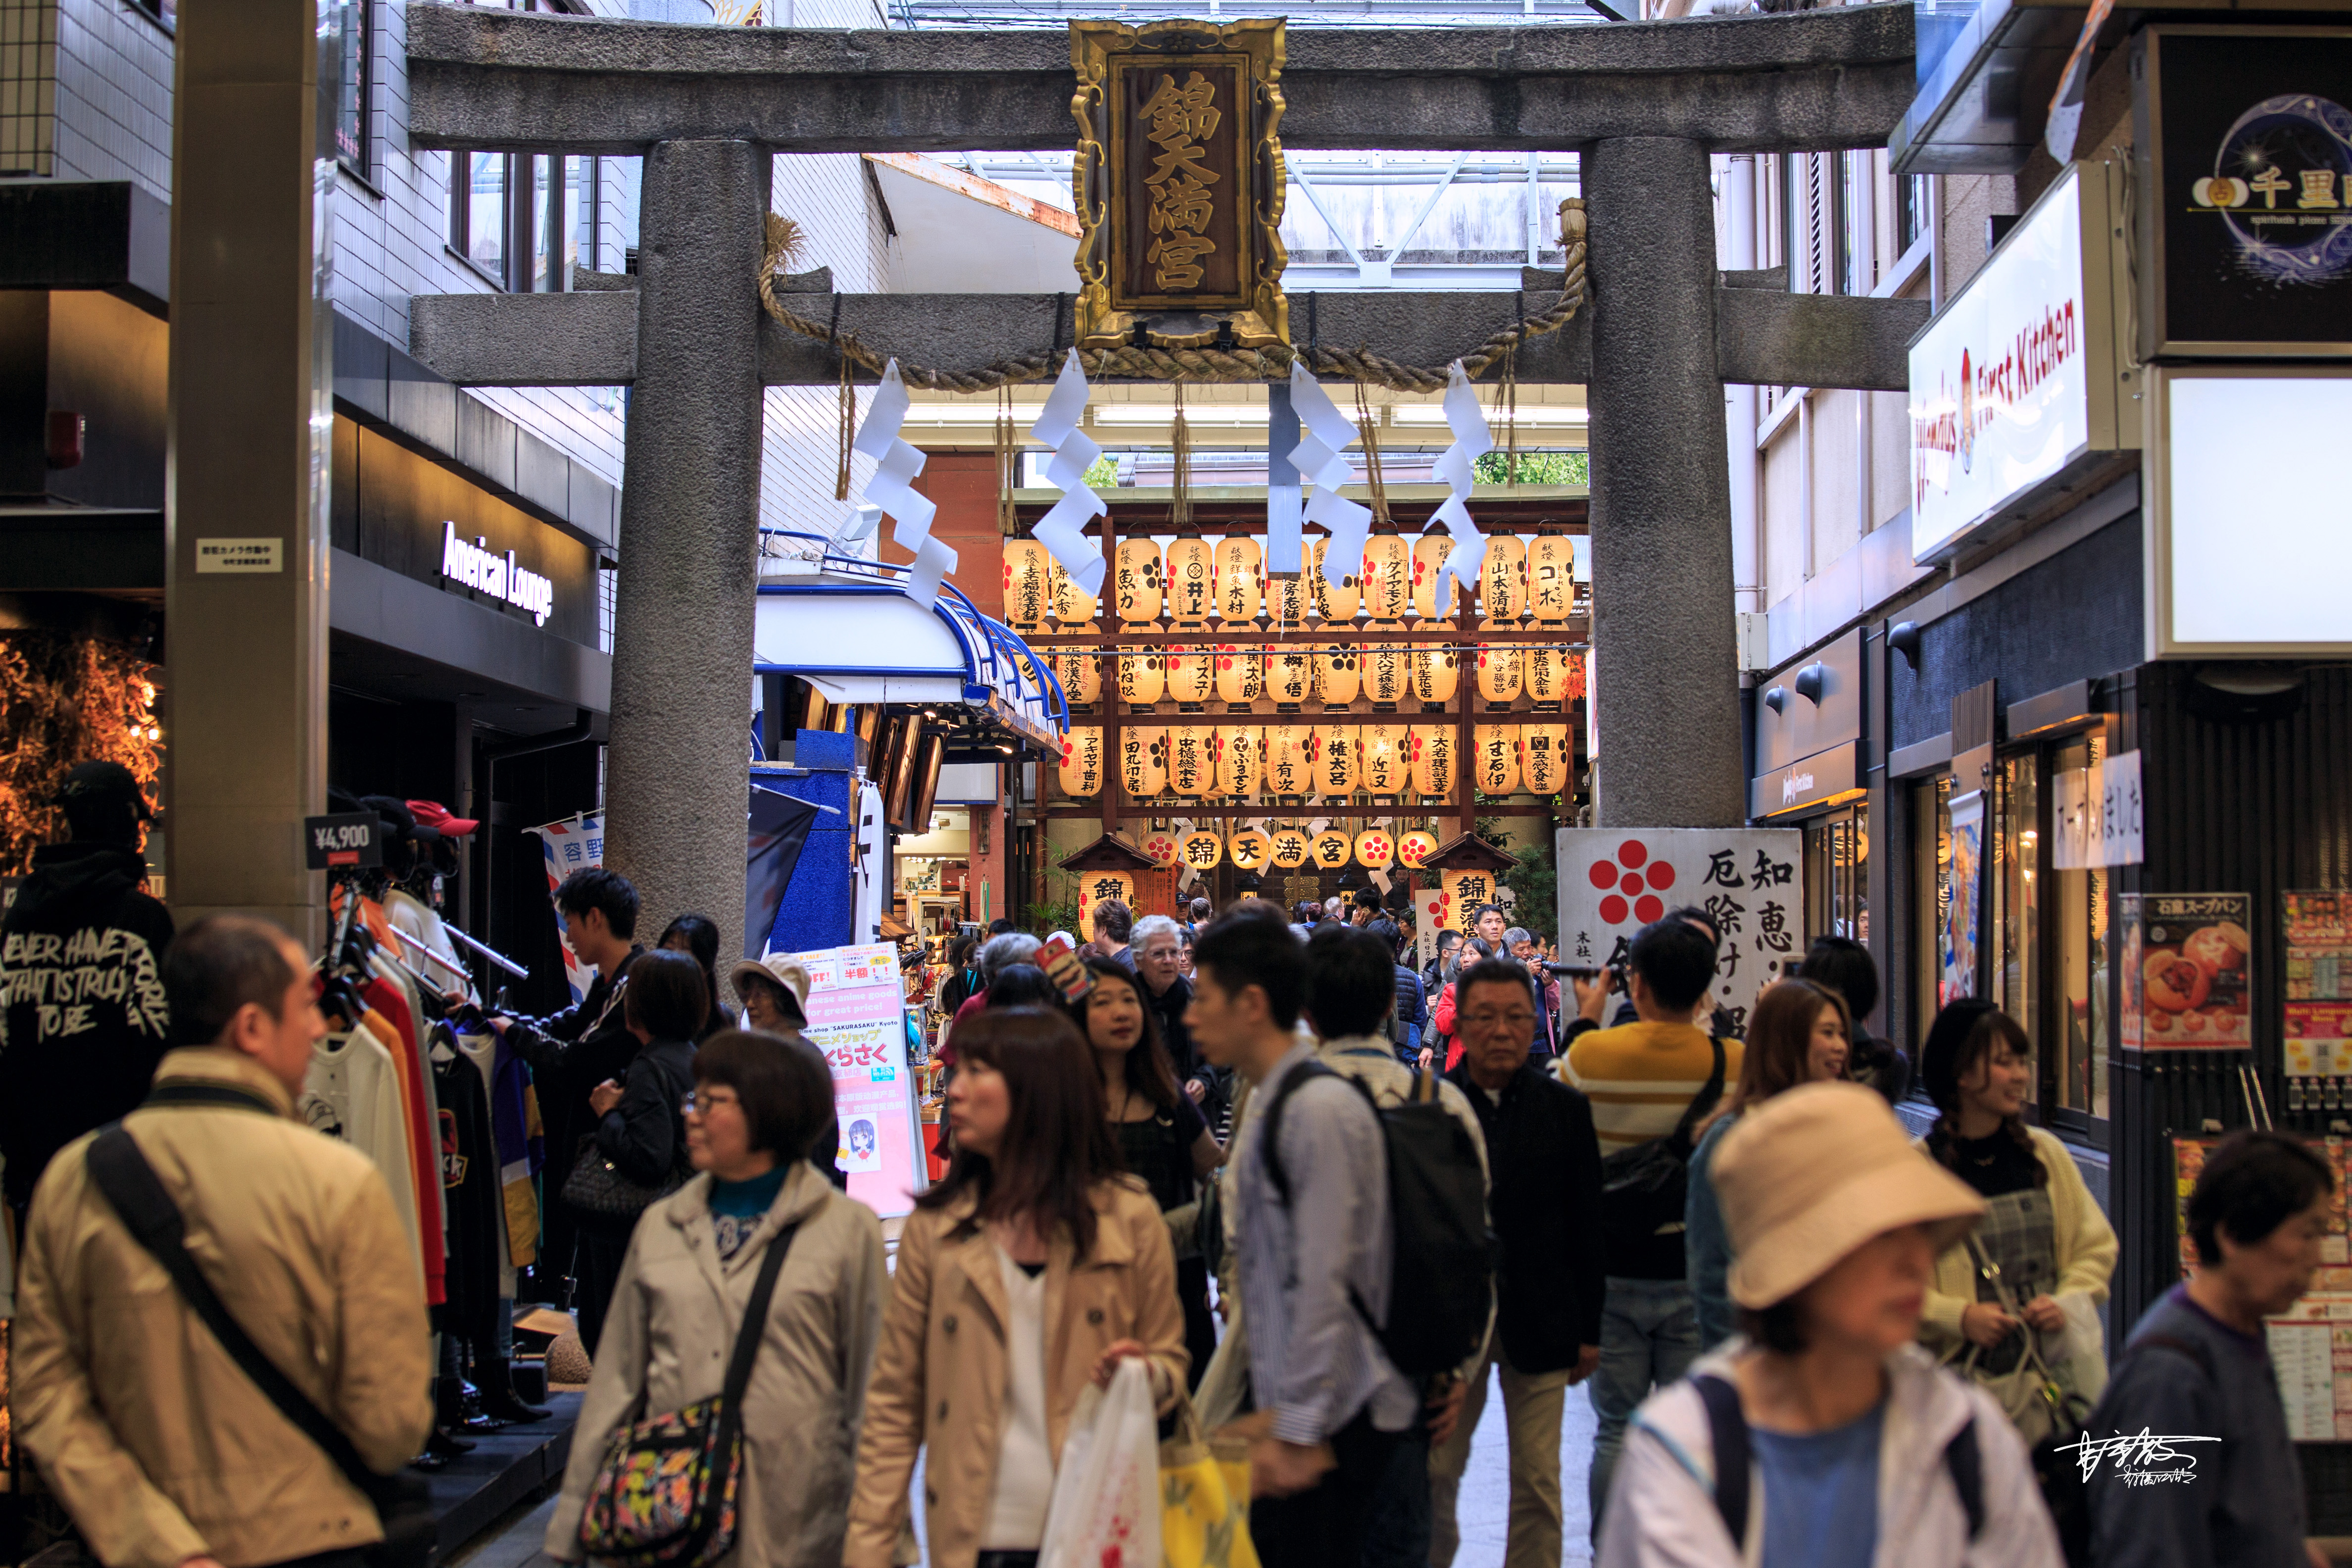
[2053,1430,2222,1487]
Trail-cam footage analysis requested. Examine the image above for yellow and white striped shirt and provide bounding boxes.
[1561,1021,1741,1155]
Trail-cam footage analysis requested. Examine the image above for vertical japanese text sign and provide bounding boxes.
[788,944,929,1218]
[1556,830,1805,1037]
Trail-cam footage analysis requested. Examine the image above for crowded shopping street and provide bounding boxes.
[3,1,2352,1567]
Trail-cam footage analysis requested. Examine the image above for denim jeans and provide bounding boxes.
[1362,1419,1432,1568]
[1587,1275,1701,1539]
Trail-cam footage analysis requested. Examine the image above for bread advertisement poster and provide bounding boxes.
[2123,892,2253,1051]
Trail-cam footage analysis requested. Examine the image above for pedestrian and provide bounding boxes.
[1301,927,1491,1568]
[1133,914,1221,1111]
[1389,944,1428,1067]
[657,912,728,1040]
[1423,929,1462,1001]
[1916,1001,2115,1436]
[1354,887,1401,950]
[544,1029,884,1568]
[1289,900,1321,942]
[935,932,984,1017]
[1798,936,1910,1104]
[945,931,1043,1044]
[12,914,435,1568]
[2088,1129,2335,1568]
[988,917,1017,936]
[845,1007,1187,1568]
[1177,925,1198,981]
[567,946,708,1357]
[1425,936,1499,1070]
[1089,897,1136,970]
[1563,916,1742,1530]
[1187,913,1413,1568]
[1069,956,1223,1386]
[728,953,845,1189]
[0,760,175,1228]
[1502,927,1558,1062]
[984,962,1061,1011]
[1608,907,1741,1039]
[1433,956,1608,1568]
[1686,979,1853,1351]
[1597,1081,2058,1568]
[1188,896,1214,930]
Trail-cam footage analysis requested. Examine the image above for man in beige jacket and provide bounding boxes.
[13,914,435,1568]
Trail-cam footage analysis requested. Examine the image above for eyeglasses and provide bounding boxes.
[1465,1010,1535,1031]
[681,1088,741,1115]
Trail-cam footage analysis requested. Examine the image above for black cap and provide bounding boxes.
[56,760,153,821]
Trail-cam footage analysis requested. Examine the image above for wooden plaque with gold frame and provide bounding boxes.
[1070,18,1287,351]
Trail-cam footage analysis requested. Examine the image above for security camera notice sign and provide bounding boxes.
[1556,828,1804,1037]
[195,538,284,574]
[303,812,382,870]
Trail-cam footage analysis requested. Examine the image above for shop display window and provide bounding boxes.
[1804,804,1869,945]
[1991,733,2114,1137]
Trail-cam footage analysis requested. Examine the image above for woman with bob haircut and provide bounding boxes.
[845,1007,1188,1568]
[546,1029,886,1568]
[1598,1081,2061,1568]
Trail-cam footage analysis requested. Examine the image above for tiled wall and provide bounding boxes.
[49,0,168,195]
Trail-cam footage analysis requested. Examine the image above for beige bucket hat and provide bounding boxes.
[728,953,812,1024]
[1715,1080,1987,1310]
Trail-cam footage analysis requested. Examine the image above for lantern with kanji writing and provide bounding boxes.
[1003,539,1050,629]
[1267,646,1313,704]
[1441,868,1496,925]
[1361,723,1407,792]
[1221,725,1262,795]
[1267,569,1309,630]
[1140,830,1181,868]
[1180,829,1224,872]
[1398,828,1440,869]
[1014,646,1043,691]
[1311,829,1353,870]
[1049,555,1098,625]
[1228,827,1272,870]
[1119,730,1167,796]
[1412,533,1458,620]
[1355,829,1395,869]
[1213,643,1263,705]
[1117,650,1165,706]
[1076,871,1136,932]
[1527,535,1575,622]
[1521,723,1570,795]
[1316,643,1361,706]
[1363,640,1409,706]
[1318,726,1360,797]
[1525,645,1573,710]
[1361,536,1410,623]
[1271,825,1312,868]
[1473,724,1520,795]
[1166,537,1214,623]
[1055,651,1102,707]
[1165,644,1213,704]
[1266,724,1310,795]
[1481,535,1527,621]
[1115,539,1163,623]
[1057,727,1104,797]
[1306,539,1361,622]
[1412,727,1457,797]
[1476,644,1523,705]
[1414,645,1460,704]
[1170,726,1216,798]
[1215,535,1263,623]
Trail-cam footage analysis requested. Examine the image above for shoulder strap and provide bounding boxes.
[84,1127,391,1509]
[1258,1058,1334,1207]
[719,1220,803,1407]
[1693,1373,1751,1550]
[1943,1417,1985,1542]
[1671,1036,1729,1148]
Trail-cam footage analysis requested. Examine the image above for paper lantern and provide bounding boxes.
[1166,537,1214,623]
[1228,827,1272,871]
[1221,725,1263,795]
[1305,539,1362,622]
[1076,871,1135,933]
[1361,723,1408,792]
[1413,645,1460,704]
[1169,726,1217,797]
[1355,829,1396,869]
[1361,536,1411,623]
[1266,724,1311,795]
[1003,539,1051,628]
[1363,641,1410,706]
[1180,829,1224,873]
[1213,642,1263,705]
[1014,647,1043,692]
[1473,723,1521,795]
[1411,727,1458,797]
[1117,650,1165,706]
[1527,535,1576,623]
[1165,643,1214,705]
[1475,644,1523,704]
[1521,723,1571,796]
[1054,651,1102,707]
[1316,643,1361,706]
[1119,729,1167,796]
[1311,829,1354,871]
[1267,647,1314,705]
[1057,727,1104,797]
[1271,825,1312,868]
[1115,539,1164,623]
[1049,555,1098,625]
[1266,570,1310,630]
[1140,829,1181,868]
[1398,828,1440,869]
[1525,645,1575,711]
[1318,726,1360,797]
[1481,535,1527,621]
[1442,866,1502,927]
[1216,536,1264,623]
[1412,533,1458,620]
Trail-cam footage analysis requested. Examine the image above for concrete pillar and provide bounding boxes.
[1584,137,1745,829]
[163,0,336,937]
[604,141,767,944]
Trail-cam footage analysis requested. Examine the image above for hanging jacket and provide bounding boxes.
[0,841,175,1211]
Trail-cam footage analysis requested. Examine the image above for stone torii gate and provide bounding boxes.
[402,1,1925,939]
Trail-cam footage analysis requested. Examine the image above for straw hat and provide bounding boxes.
[1715,1081,1986,1310]
[728,954,812,1026]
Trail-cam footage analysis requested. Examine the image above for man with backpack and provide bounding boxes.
[1190,913,1490,1568]
[1564,916,1742,1535]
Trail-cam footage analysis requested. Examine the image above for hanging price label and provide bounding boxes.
[303,812,382,870]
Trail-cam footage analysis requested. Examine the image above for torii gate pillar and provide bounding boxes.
[1584,136,1747,830]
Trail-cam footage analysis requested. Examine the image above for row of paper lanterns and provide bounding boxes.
[1078,863,1504,929]
[1137,823,1440,873]
[1004,534,1580,628]
[1046,643,1586,708]
[1058,722,1577,800]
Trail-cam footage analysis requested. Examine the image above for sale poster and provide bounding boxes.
[2286,891,2352,1108]
[2122,893,2252,1051]
[1555,829,1804,1037]
[784,942,928,1217]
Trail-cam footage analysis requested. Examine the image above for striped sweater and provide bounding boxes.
[1561,1021,1739,1157]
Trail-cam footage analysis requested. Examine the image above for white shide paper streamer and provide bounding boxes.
[1026,349,1109,598]
[1286,362,1376,590]
[850,359,959,608]
[1427,360,1494,602]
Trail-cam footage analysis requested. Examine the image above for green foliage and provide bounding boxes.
[1022,874,1083,935]
[1508,844,1559,942]
[1472,450,1589,487]
[1081,454,1122,489]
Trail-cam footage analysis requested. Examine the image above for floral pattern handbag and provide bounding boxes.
[576,1221,801,1568]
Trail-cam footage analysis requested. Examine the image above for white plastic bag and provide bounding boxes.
[1038,1357,1163,1568]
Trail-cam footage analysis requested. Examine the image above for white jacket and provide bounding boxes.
[1596,1341,2062,1568]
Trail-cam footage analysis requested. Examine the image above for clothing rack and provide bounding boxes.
[443,922,530,979]
[389,925,473,983]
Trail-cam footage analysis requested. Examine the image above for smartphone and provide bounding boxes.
[1038,934,1095,1003]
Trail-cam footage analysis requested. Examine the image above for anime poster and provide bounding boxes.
[1942,789,1986,1006]
[785,943,928,1217]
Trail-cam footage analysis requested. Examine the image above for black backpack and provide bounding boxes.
[1596,1035,1725,1269]
[1261,1059,1495,1378]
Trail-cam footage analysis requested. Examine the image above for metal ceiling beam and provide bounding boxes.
[406,2,1917,155]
